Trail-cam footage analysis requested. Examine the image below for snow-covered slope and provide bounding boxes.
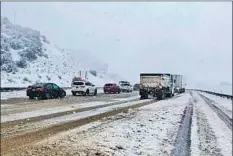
[1,17,123,87]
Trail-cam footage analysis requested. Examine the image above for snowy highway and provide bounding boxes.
[1,2,232,156]
[1,91,232,156]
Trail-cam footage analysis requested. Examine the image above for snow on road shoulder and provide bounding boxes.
[199,92,232,118]
[194,92,232,156]
[1,90,27,100]
[18,93,191,156]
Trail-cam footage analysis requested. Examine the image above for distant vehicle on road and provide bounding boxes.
[104,83,121,94]
[120,83,133,92]
[71,81,97,96]
[119,81,130,86]
[173,75,186,93]
[173,74,182,94]
[173,74,186,94]
[133,83,140,91]
[26,83,66,100]
[118,81,132,92]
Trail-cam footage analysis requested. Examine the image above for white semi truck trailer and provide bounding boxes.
[173,74,183,93]
[180,75,186,93]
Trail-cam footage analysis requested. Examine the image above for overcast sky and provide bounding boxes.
[1,2,232,87]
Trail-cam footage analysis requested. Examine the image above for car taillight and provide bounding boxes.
[39,88,45,91]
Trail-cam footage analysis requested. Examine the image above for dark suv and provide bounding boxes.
[104,83,121,94]
[26,83,66,100]
[133,83,140,91]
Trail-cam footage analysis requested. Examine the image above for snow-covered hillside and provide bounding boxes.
[1,17,123,87]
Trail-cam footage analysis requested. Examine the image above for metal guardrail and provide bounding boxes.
[187,89,232,99]
[1,88,26,92]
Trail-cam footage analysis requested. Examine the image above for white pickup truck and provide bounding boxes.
[120,83,133,92]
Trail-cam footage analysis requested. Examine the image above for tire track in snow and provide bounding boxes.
[195,101,223,156]
[190,91,224,156]
[171,97,193,156]
[1,92,140,118]
[190,100,200,156]
[1,98,139,128]
[199,93,232,130]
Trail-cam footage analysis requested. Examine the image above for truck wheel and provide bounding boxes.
[60,91,66,98]
[38,95,44,100]
[94,89,97,96]
[45,93,51,99]
[29,96,34,99]
[72,91,76,96]
[157,95,162,100]
[157,93,163,100]
[142,94,148,99]
[85,89,89,96]
[167,93,172,98]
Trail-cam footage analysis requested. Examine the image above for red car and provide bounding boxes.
[104,83,121,94]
